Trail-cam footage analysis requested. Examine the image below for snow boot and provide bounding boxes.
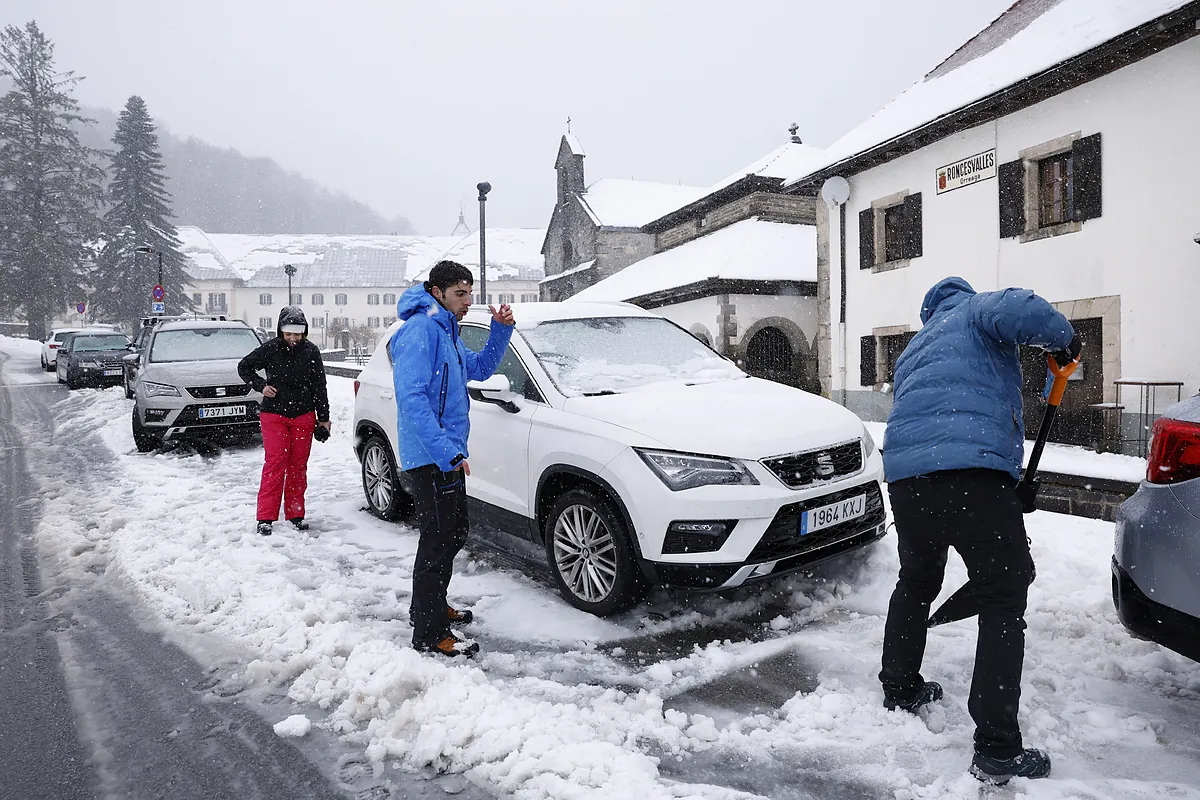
[415,635,479,658]
[289,518,310,531]
[257,520,273,536]
[970,748,1052,785]
[884,681,943,713]
[448,605,474,625]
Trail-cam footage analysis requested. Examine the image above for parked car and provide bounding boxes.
[1113,394,1200,663]
[352,301,886,616]
[128,319,264,452]
[56,330,133,389]
[123,315,244,398]
[41,327,83,370]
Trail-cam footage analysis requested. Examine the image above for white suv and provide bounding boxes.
[352,302,886,616]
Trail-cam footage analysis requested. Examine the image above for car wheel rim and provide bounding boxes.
[553,504,617,603]
[363,444,393,511]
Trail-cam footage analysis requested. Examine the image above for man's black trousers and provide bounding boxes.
[407,465,469,648]
[880,468,1035,759]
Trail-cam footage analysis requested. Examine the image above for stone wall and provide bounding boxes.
[656,194,817,251]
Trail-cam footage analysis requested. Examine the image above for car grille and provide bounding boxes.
[188,384,253,399]
[171,401,261,426]
[762,440,863,489]
[748,482,885,563]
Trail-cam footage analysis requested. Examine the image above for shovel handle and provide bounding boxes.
[1045,354,1078,407]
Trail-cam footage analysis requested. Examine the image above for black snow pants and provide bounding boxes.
[407,465,469,648]
[880,468,1035,759]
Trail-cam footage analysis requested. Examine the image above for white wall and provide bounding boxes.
[835,36,1200,401]
[650,297,720,343]
[731,294,818,349]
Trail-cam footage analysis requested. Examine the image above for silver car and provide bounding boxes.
[1113,394,1200,662]
[129,320,265,452]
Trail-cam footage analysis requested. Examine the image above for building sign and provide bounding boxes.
[936,149,996,194]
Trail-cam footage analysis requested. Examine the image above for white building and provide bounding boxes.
[783,0,1200,451]
[175,226,545,350]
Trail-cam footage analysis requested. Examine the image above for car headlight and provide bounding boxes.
[862,423,878,458]
[636,449,759,491]
[142,381,181,398]
[80,360,99,368]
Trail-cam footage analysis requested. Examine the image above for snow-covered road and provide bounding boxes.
[6,334,1200,799]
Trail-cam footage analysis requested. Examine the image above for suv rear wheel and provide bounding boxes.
[544,488,645,616]
[131,407,162,453]
[361,433,412,521]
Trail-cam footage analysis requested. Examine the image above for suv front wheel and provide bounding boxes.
[361,434,412,521]
[131,407,162,453]
[544,488,645,616]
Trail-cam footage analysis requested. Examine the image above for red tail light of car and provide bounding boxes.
[353,379,360,397]
[1146,417,1200,485]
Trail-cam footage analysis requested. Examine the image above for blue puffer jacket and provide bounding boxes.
[882,277,1074,483]
[388,285,513,472]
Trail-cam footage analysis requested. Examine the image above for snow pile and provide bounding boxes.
[274,714,312,738]
[7,337,1199,799]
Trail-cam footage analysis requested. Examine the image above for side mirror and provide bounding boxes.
[468,374,519,414]
[122,353,139,364]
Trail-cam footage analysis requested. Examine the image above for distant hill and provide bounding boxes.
[75,106,414,236]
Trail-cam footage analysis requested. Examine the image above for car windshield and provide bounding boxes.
[522,316,743,396]
[150,328,261,362]
[70,335,130,351]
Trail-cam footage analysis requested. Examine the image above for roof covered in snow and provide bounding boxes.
[176,227,243,282]
[784,0,1194,186]
[569,219,816,304]
[175,226,545,287]
[578,178,707,229]
[708,140,827,195]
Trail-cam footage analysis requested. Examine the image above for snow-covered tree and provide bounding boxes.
[92,95,191,329]
[0,21,104,339]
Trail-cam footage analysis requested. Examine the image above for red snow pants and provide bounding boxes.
[257,411,316,521]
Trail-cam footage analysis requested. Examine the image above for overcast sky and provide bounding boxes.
[5,1,1012,234]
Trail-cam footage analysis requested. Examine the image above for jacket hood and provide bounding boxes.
[277,305,309,337]
[920,276,976,324]
[397,284,452,328]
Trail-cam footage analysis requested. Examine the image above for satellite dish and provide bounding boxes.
[820,176,850,207]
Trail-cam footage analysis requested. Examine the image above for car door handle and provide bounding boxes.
[380,389,394,399]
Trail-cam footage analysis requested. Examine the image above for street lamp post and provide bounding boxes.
[284,264,297,305]
[477,182,491,305]
[135,245,164,314]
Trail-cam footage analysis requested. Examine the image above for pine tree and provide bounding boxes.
[92,95,192,330]
[0,21,105,340]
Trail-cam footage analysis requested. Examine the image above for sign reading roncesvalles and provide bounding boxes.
[936,149,996,194]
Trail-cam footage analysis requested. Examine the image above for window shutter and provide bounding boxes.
[902,192,923,259]
[858,208,875,269]
[860,336,877,386]
[1072,132,1102,222]
[998,159,1025,238]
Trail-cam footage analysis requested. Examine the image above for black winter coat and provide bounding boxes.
[238,338,330,420]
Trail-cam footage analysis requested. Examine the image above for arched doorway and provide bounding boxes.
[745,326,794,384]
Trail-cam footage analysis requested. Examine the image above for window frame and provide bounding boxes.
[334,293,348,306]
[458,323,546,404]
[311,293,324,306]
[258,293,272,306]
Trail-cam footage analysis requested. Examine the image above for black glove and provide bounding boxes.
[313,424,330,443]
[1051,333,1082,368]
[1015,478,1040,514]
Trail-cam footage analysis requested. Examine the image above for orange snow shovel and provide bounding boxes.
[927,353,1079,628]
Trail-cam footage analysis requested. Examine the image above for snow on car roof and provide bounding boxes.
[463,300,656,328]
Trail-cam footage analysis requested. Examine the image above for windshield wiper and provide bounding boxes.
[582,389,619,396]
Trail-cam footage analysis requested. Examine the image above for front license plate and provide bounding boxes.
[801,494,866,535]
[198,404,245,419]
[103,369,122,376]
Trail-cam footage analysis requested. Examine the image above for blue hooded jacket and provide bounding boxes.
[388,284,513,472]
[882,277,1074,483]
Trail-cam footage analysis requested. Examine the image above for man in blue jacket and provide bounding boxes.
[389,260,514,657]
[880,276,1079,786]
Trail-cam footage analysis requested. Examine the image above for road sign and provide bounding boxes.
[152,301,165,314]
[152,284,165,301]
[76,302,86,315]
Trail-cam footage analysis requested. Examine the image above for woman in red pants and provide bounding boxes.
[238,306,331,535]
